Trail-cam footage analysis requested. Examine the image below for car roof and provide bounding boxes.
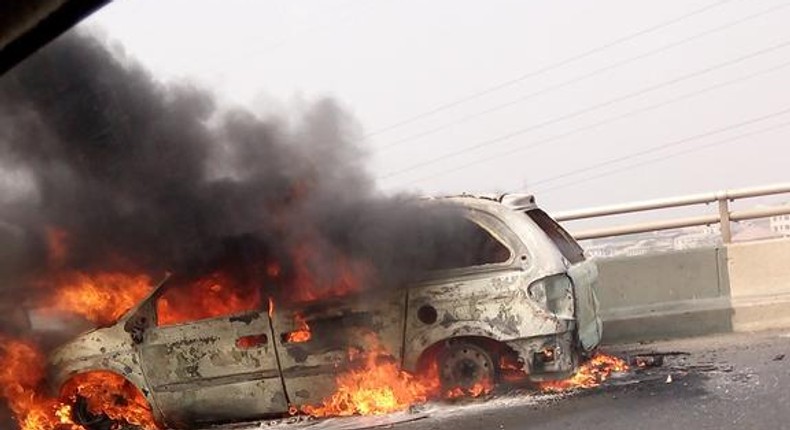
[421,193,539,213]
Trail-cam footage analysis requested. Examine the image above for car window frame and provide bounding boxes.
[132,276,266,328]
[415,208,524,281]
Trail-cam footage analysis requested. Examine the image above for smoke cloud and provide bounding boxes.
[0,31,488,319]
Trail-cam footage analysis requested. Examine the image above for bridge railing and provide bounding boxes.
[552,182,790,242]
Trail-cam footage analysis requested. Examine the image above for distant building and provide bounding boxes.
[583,225,722,259]
[673,226,721,250]
[770,212,790,236]
[585,246,617,259]
[731,223,778,242]
[576,205,790,259]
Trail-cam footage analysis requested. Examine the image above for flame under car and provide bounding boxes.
[48,195,603,428]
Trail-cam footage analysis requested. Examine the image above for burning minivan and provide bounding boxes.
[48,194,602,429]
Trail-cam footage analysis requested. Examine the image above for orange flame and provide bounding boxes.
[498,355,530,384]
[39,272,153,326]
[38,225,154,327]
[288,243,372,303]
[0,334,160,430]
[45,227,69,268]
[2,230,635,428]
[538,353,629,392]
[301,335,439,417]
[284,313,311,343]
[0,335,73,430]
[61,372,158,430]
[445,378,494,399]
[156,271,261,326]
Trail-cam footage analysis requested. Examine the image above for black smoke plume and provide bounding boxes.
[0,31,490,322]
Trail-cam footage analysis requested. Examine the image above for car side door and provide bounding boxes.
[269,290,407,408]
[135,283,287,426]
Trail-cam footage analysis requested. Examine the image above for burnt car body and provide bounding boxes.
[48,194,602,427]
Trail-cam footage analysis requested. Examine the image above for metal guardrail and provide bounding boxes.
[553,183,790,242]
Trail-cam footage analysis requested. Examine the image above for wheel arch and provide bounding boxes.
[403,321,518,372]
[54,358,148,394]
[57,367,165,429]
[58,367,144,396]
[412,335,515,376]
[53,359,163,424]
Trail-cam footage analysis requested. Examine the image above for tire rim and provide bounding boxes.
[440,344,494,389]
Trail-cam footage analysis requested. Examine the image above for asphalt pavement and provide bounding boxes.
[254,329,790,430]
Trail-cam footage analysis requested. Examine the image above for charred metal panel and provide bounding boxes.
[403,269,571,371]
[49,323,149,401]
[505,331,576,380]
[138,311,286,425]
[271,290,407,406]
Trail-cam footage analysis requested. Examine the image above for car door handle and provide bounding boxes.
[235,334,268,349]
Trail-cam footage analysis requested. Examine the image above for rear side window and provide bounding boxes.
[526,209,585,264]
[417,213,511,271]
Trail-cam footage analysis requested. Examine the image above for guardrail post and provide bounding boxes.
[718,197,732,243]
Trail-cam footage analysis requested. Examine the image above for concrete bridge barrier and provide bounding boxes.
[596,237,790,343]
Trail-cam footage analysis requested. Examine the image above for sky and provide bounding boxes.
[76,0,790,215]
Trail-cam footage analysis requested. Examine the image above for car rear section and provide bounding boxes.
[403,196,602,387]
[523,206,602,353]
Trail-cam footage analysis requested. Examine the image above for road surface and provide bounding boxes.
[246,329,790,430]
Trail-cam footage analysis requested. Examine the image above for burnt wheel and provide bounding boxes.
[72,396,142,430]
[438,342,496,392]
[73,396,114,430]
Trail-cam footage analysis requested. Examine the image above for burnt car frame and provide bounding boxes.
[48,194,603,428]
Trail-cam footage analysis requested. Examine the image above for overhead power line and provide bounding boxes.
[528,92,790,189]
[375,1,790,152]
[379,39,790,181]
[531,106,790,190]
[397,59,790,186]
[534,119,790,195]
[363,0,736,139]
